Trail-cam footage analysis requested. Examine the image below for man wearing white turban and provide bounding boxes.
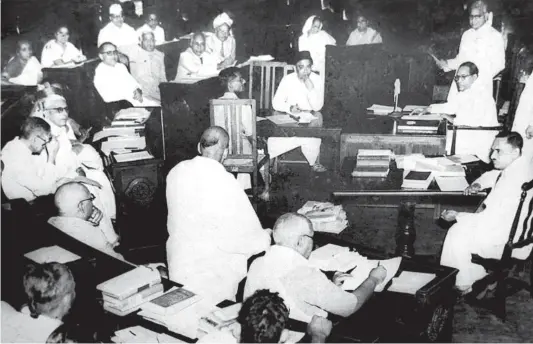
[206,12,236,70]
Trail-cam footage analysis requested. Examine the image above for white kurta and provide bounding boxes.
[40,40,83,68]
[1,302,62,343]
[429,82,499,162]
[1,137,67,201]
[440,156,533,289]
[7,56,42,86]
[298,30,336,74]
[270,72,323,166]
[445,22,505,101]
[166,156,271,301]
[97,22,138,50]
[174,47,218,81]
[512,74,533,158]
[122,45,166,101]
[136,24,165,45]
[205,33,236,64]
[94,62,141,103]
[48,216,122,260]
[345,28,383,46]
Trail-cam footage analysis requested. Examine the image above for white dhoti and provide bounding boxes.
[267,137,322,166]
[446,129,498,163]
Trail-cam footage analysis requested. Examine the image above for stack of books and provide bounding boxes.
[97,266,163,316]
[397,114,442,135]
[401,171,434,190]
[198,303,241,337]
[297,201,348,234]
[352,149,393,178]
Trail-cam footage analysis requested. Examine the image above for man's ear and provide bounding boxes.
[197,142,202,155]
[279,329,290,343]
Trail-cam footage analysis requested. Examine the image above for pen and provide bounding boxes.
[129,330,136,336]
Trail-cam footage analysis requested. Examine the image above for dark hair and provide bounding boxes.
[495,131,523,151]
[459,61,479,76]
[16,40,32,53]
[312,15,322,24]
[238,289,289,343]
[218,67,242,89]
[98,42,116,54]
[20,117,51,139]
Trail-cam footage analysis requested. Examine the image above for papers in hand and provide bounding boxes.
[340,257,402,292]
[24,245,81,264]
[367,104,396,115]
[388,271,436,294]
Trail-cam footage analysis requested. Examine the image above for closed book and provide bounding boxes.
[402,171,433,189]
[141,287,202,316]
[352,165,389,177]
[103,301,141,316]
[356,159,391,167]
[96,266,161,301]
[103,283,164,309]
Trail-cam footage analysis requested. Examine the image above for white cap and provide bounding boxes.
[213,12,233,29]
[109,4,123,15]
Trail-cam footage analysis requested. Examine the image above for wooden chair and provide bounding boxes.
[209,99,270,205]
[248,61,295,113]
[469,179,533,320]
[448,125,503,156]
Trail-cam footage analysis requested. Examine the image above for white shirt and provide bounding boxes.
[40,40,83,68]
[136,24,165,45]
[1,302,62,343]
[48,216,122,260]
[122,45,166,100]
[272,72,324,114]
[298,31,336,72]
[205,33,236,63]
[174,47,218,81]
[346,27,383,46]
[97,22,138,49]
[94,62,140,103]
[7,56,42,86]
[1,137,65,201]
[245,245,355,322]
[166,156,270,301]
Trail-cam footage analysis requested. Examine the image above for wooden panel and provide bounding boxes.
[340,133,446,163]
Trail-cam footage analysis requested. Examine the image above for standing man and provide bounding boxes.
[166,126,271,301]
[136,12,166,45]
[432,0,505,100]
[122,32,166,101]
[97,4,138,50]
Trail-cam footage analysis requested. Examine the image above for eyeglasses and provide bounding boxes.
[110,14,123,19]
[102,50,118,56]
[454,74,472,82]
[45,106,68,113]
[78,193,96,205]
[469,14,485,19]
[36,135,52,145]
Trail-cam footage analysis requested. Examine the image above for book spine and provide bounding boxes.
[103,283,164,308]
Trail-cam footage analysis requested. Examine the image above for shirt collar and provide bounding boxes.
[194,155,226,170]
[221,92,238,99]
[269,245,309,265]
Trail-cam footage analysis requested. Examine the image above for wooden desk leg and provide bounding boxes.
[396,201,416,258]
[433,202,442,220]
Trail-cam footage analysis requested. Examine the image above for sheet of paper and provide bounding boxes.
[256,116,267,122]
[293,111,316,124]
[403,105,427,112]
[308,244,350,270]
[341,257,402,292]
[388,271,436,294]
[367,104,396,115]
[435,176,469,191]
[24,245,81,264]
[447,154,480,164]
[129,97,161,108]
[401,114,443,121]
[267,114,297,125]
[113,151,154,163]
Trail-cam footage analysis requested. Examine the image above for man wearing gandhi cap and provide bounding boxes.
[97,3,138,49]
[206,12,236,70]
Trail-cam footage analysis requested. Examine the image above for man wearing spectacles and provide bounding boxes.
[49,182,123,260]
[245,213,386,323]
[94,41,144,105]
[97,4,137,50]
[417,61,499,162]
[431,0,504,100]
[175,31,218,81]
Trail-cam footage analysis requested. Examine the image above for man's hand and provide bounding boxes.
[78,127,92,143]
[369,265,387,285]
[440,209,459,222]
[464,182,482,195]
[526,125,533,140]
[332,271,352,287]
[46,137,60,163]
[133,89,143,103]
[75,167,86,177]
[88,206,103,226]
[264,228,273,237]
[71,176,102,188]
[304,77,315,91]
[290,105,302,114]
[307,315,332,343]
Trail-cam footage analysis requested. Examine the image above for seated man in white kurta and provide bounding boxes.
[175,32,218,82]
[49,182,123,260]
[245,213,386,323]
[440,131,533,293]
[136,12,165,45]
[97,3,138,50]
[421,62,499,162]
[511,72,533,159]
[94,42,144,106]
[166,126,271,301]
[345,14,383,46]
[270,51,326,172]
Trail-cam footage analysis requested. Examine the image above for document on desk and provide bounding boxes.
[341,257,402,292]
[401,114,443,121]
[294,111,316,124]
[388,271,436,294]
[367,104,396,115]
[268,114,298,125]
[24,245,81,264]
[435,176,469,192]
[447,154,480,164]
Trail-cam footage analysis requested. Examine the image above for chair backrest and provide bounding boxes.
[448,125,503,155]
[209,98,257,160]
[506,180,533,254]
[248,61,295,111]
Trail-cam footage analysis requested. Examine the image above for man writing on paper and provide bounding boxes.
[174,32,219,82]
[431,0,505,100]
[48,182,123,260]
[440,131,533,293]
[245,213,386,323]
[270,51,327,172]
[166,126,271,301]
[418,62,499,162]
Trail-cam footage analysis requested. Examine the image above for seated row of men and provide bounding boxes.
[0,261,331,343]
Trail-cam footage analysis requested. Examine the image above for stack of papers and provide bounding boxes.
[447,154,480,164]
[24,246,81,264]
[367,104,396,115]
[297,201,348,234]
[401,114,443,121]
[267,114,297,125]
[198,303,241,336]
[388,271,436,294]
[111,326,186,343]
[352,149,393,178]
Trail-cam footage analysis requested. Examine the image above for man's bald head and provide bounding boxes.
[198,126,229,162]
[273,213,314,258]
[471,0,488,13]
[55,182,93,219]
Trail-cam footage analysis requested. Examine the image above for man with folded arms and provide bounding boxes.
[166,126,271,301]
[245,213,386,322]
